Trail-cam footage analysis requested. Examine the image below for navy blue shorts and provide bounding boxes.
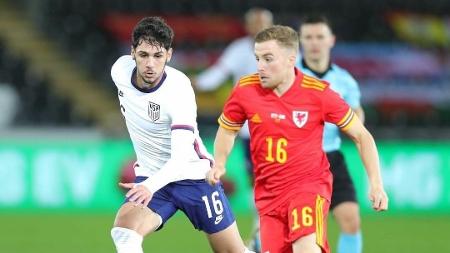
[127,176,236,234]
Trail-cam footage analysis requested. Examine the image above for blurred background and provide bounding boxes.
[0,0,449,252]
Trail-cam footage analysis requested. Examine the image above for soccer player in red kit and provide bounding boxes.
[207,25,388,253]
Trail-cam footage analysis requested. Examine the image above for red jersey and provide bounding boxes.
[218,68,356,215]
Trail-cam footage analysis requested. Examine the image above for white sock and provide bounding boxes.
[244,247,256,253]
[111,227,144,253]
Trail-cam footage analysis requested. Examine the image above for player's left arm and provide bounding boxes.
[353,106,365,124]
[120,128,194,207]
[147,76,204,186]
[122,75,203,206]
[341,116,388,211]
[323,84,387,211]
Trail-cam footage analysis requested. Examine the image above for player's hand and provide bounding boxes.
[119,182,153,208]
[369,185,388,211]
[206,165,226,186]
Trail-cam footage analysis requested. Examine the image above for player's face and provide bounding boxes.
[255,40,295,89]
[131,40,173,88]
[246,12,273,37]
[299,23,335,62]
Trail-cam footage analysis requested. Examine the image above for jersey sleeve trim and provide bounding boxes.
[238,73,260,87]
[301,75,327,91]
[193,139,214,168]
[337,108,355,130]
[171,125,195,132]
[239,73,259,81]
[218,113,243,131]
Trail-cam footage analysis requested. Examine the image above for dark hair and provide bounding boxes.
[300,14,333,32]
[255,25,299,52]
[131,17,174,50]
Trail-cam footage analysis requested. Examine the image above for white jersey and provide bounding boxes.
[196,36,257,90]
[196,36,258,139]
[111,55,212,180]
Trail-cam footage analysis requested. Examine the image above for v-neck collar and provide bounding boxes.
[270,67,303,98]
[131,67,167,93]
[301,58,332,79]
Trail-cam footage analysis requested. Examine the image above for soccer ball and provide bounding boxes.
[119,159,136,185]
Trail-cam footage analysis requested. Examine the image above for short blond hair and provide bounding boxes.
[255,25,299,52]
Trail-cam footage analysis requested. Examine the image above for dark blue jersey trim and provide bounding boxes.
[131,67,167,93]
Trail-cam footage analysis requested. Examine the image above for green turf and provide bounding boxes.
[0,212,449,253]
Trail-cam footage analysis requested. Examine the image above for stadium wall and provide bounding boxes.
[0,137,449,214]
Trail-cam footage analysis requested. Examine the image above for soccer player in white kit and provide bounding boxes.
[110,17,252,253]
[194,10,273,251]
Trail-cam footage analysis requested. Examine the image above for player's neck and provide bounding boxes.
[132,69,164,91]
[304,57,330,73]
[136,76,158,89]
[274,71,296,97]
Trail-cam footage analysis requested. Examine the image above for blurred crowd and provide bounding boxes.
[1,0,450,137]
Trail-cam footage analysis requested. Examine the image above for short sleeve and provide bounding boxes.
[168,77,197,128]
[322,86,356,131]
[110,57,121,84]
[342,71,361,108]
[218,86,246,131]
[111,55,134,87]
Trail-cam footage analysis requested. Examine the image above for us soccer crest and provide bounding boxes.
[292,111,308,128]
[148,101,160,121]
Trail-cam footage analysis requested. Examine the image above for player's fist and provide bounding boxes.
[119,182,153,208]
[206,165,226,186]
[369,186,388,211]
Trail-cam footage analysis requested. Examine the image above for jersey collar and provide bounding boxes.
[131,67,167,93]
[301,58,333,79]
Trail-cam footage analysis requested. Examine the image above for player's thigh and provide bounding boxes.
[292,233,321,253]
[332,201,360,233]
[260,213,291,253]
[115,176,179,236]
[174,180,241,250]
[113,202,162,236]
[287,193,330,253]
[175,180,236,233]
[205,221,245,253]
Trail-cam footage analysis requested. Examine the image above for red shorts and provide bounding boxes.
[259,193,330,253]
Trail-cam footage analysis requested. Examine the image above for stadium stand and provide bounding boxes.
[2,0,449,137]
[0,1,122,133]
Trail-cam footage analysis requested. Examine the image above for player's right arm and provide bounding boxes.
[206,84,247,185]
[195,41,242,91]
[206,126,239,185]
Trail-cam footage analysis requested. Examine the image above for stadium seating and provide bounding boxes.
[2,0,449,136]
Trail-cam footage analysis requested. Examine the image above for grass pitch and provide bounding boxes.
[1,212,449,253]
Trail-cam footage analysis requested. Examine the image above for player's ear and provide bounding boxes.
[131,46,136,60]
[330,34,336,48]
[166,48,173,63]
[287,49,297,65]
